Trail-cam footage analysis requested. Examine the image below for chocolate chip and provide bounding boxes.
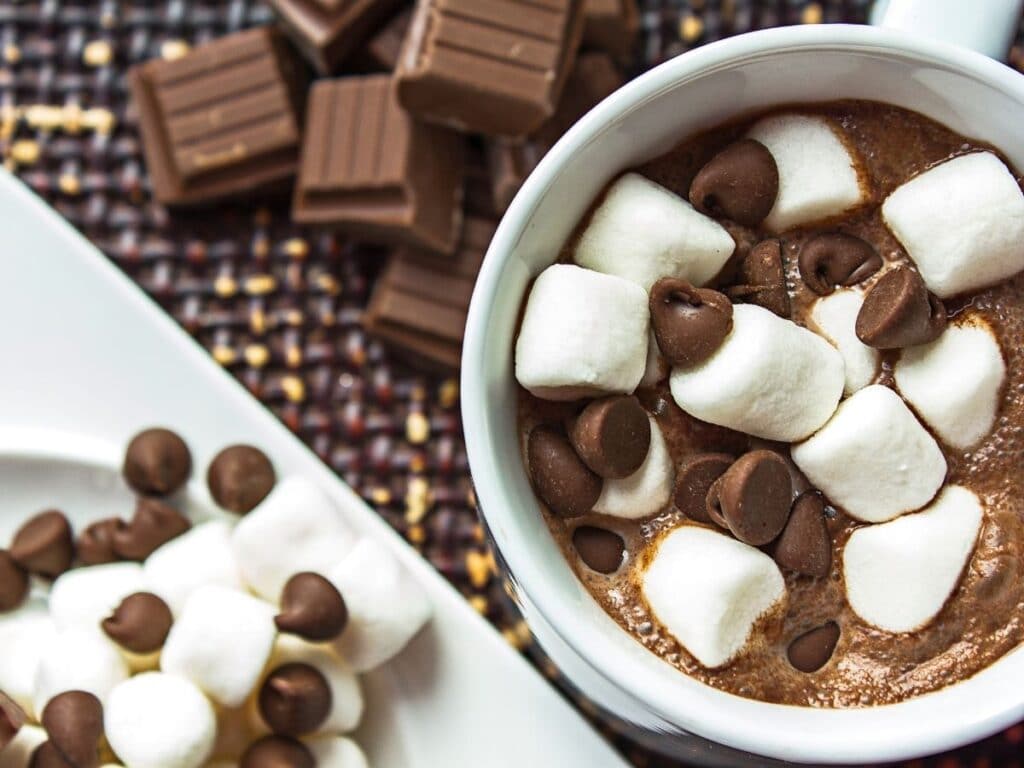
[0,550,29,612]
[674,453,733,524]
[41,691,103,768]
[258,663,332,737]
[714,451,792,546]
[102,592,173,653]
[689,139,779,226]
[726,239,791,318]
[10,510,74,578]
[123,428,192,496]
[527,426,601,519]
[75,519,123,566]
[649,278,733,368]
[787,622,840,673]
[571,526,625,574]
[773,492,832,577]
[569,396,651,479]
[0,691,26,749]
[241,736,314,768]
[704,478,731,530]
[207,445,276,514]
[798,233,882,295]
[30,741,73,768]
[111,498,191,561]
[855,266,946,349]
[275,573,348,642]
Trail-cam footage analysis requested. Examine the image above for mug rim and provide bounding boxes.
[462,23,1024,764]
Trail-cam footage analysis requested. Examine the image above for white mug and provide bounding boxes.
[462,0,1024,764]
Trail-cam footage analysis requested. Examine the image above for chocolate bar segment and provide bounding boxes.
[582,0,639,65]
[396,0,585,138]
[353,7,413,72]
[292,75,465,254]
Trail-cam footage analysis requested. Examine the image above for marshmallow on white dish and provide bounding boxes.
[882,152,1024,298]
[844,485,983,632]
[593,417,673,519]
[669,304,845,441]
[639,331,669,388]
[144,520,243,616]
[161,585,276,708]
[573,173,735,291]
[231,476,358,601]
[746,114,865,232]
[0,725,46,768]
[33,628,129,713]
[105,672,215,768]
[895,319,1005,449]
[48,562,146,632]
[642,526,785,668]
[327,539,431,673]
[0,599,57,718]
[515,264,650,400]
[810,290,880,395]
[792,385,946,523]
[306,737,369,768]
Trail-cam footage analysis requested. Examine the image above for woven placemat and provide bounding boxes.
[2,1,1023,765]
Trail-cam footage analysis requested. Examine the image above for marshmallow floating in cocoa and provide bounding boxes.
[707,451,792,546]
[240,736,313,768]
[48,562,145,633]
[0,550,28,612]
[787,622,840,673]
[570,395,651,479]
[773,492,832,578]
[122,428,192,497]
[673,453,733,524]
[649,278,733,368]
[571,526,625,574]
[111,498,191,562]
[102,593,173,655]
[725,239,791,318]
[810,289,880,395]
[799,233,881,295]
[527,426,602,519]
[275,573,348,643]
[689,139,779,227]
[144,520,244,616]
[0,725,46,768]
[40,691,103,768]
[306,737,369,768]
[75,520,122,567]
[593,416,674,520]
[0,599,57,718]
[10,511,74,578]
[855,267,945,349]
[33,628,129,714]
[207,445,276,514]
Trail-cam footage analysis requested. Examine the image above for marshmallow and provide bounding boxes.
[895,319,1005,449]
[0,725,45,768]
[48,562,146,632]
[105,673,215,768]
[642,526,785,668]
[161,585,276,708]
[573,173,735,291]
[515,264,649,400]
[306,737,369,768]
[669,304,845,441]
[809,290,880,395]
[231,476,358,601]
[639,330,668,388]
[0,599,57,718]
[144,520,244,616]
[33,628,129,713]
[593,417,673,519]
[746,114,865,232]
[791,385,946,523]
[882,152,1024,298]
[844,485,983,633]
[327,539,431,672]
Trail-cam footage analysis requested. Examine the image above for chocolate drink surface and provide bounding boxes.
[516,100,1024,707]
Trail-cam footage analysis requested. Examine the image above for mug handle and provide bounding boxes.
[871,0,1023,60]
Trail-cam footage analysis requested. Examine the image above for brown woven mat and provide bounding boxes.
[3,1,1024,764]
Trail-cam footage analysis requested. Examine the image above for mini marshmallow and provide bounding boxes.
[327,539,431,673]
[33,628,129,713]
[306,737,369,768]
[144,520,244,615]
[105,672,215,768]
[895,319,1005,449]
[791,385,946,523]
[48,562,146,632]
[161,585,276,708]
[810,290,880,395]
[573,173,735,291]
[881,152,1024,298]
[231,476,358,601]
[669,304,845,441]
[0,725,46,768]
[844,485,983,633]
[642,526,785,668]
[0,599,57,718]
[593,416,673,519]
[746,114,865,232]
[515,264,649,400]
[639,331,668,388]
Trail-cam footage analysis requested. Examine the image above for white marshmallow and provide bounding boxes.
[161,585,276,708]
[669,304,845,441]
[746,114,865,232]
[33,628,129,713]
[0,725,46,768]
[809,290,880,395]
[144,520,244,616]
[48,562,146,632]
[593,417,673,519]
[881,152,1024,298]
[514,264,649,400]
[642,526,785,668]
[639,330,668,388]
[844,485,983,633]
[231,476,358,601]
[895,319,1005,449]
[327,539,431,673]
[0,599,57,718]
[105,673,215,768]
[306,737,369,768]
[573,173,735,291]
[791,385,946,523]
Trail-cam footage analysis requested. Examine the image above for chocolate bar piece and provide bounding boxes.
[353,7,412,71]
[395,0,585,138]
[582,0,639,65]
[129,28,306,206]
[292,75,465,254]
[364,218,495,369]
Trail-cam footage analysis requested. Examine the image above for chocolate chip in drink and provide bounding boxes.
[674,453,734,524]
[798,233,882,295]
[572,526,625,574]
[0,692,26,749]
[726,238,791,318]
[787,622,841,673]
[123,428,192,496]
[258,663,332,737]
[241,735,314,768]
[856,266,946,349]
[650,278,734,368]
[75,518,123,566]
[774,492,832,578]
[102,592,173,654]
[275,572,348,642]
[0,550,29,611]
[570,396,651,479]
[527,426,602,519]
[111,498,191,561]
[689,139,779,227]
[41,691,103,768]
[207,445,276,514]
[715,451,793,546]
[30,741,73,768]
[10,510,74,578]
